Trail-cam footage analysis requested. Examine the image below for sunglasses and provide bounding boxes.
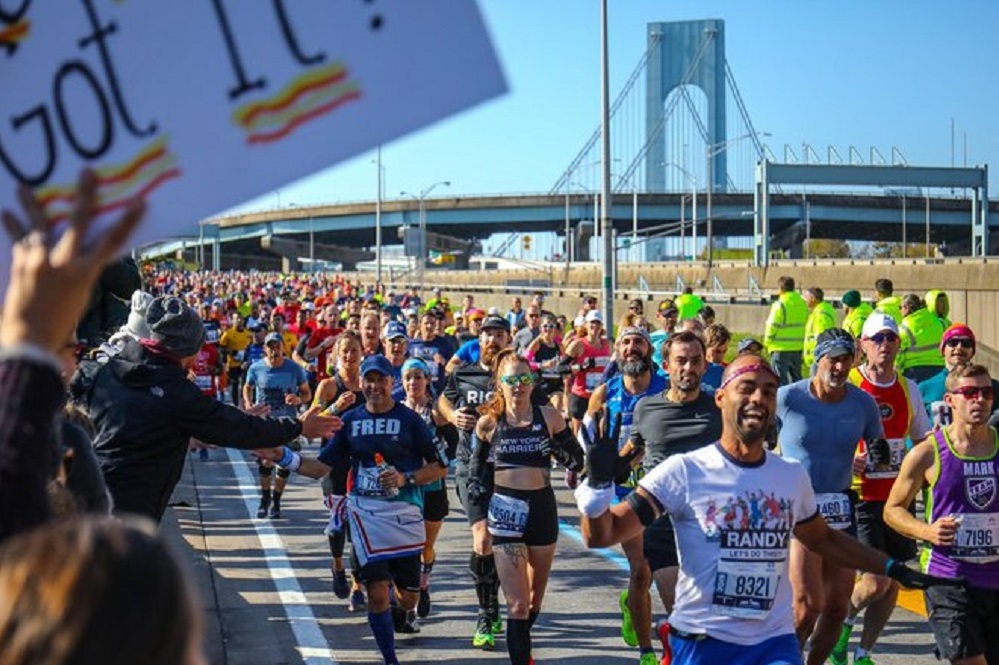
[542,324,556,330]
[629,306,642,311]
[500,373,534,386]
[945,338,974,349]
[868,331,898,344]
[528,313,540,318]
[949,385,995,400]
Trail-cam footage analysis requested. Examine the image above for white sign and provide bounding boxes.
[0,0,506,276]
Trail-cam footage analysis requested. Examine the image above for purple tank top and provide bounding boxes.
[923,428,999,588]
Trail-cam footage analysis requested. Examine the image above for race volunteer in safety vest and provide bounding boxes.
[873,278,903,324]
[438,314,546,649]
[764,276,809,386]
[885,363,999,665]
[832,311,932,665]
[575,355,957,665]
[256,354,447,665]
[802,287,837,370]
[565,309,612,433]
[584,327,666,665]
[924,289,952,329]
[776,329,884,665]
[675,286,704,322]
[840,291,873,341]
[896,294,946,384]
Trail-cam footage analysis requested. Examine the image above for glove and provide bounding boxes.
[867,438,892,468]
[885,558,964,590]
[580,411,623,489]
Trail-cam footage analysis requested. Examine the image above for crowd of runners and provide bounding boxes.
[1,177,997,665]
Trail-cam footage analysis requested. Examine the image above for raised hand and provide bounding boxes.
[580,410,622,489]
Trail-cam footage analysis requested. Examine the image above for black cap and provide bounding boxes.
[481,315,511,332]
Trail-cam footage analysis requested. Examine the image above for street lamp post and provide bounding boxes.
[374,146,384,284]
[664,163,697,261]
[705,131,770,267]
[599,0,614,327]
[401,180,450,293]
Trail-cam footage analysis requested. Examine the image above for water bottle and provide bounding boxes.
[374,453,399,498]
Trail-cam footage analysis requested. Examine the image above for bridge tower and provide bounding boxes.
[644,20,727,193]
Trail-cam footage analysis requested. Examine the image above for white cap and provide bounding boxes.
[573,315,586,328]
[488,306,501,316]
[861,311,899,338]
[585,310,603,323]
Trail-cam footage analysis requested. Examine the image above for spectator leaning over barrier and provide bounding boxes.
[840,290,873,340]
[803,287,837,370]
[924,289,951,329]
[873,278,902,324]
[764,276,809,385]
[896,294,946,384]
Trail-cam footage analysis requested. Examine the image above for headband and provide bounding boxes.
[813,336,856,362]
[719,362,780,390]
[401,357,432,377]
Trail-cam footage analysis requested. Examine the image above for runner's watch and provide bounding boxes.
[404,471,416,486]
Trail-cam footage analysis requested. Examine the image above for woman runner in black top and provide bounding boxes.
[525,315,566,413]
[311,331,366,608]
[470,350,584,665]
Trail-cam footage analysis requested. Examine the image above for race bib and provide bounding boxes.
[355,466,391,499]
[487,493,530,538]
[950,513,999,563]
[865,438,907,479]
[815,492,853,531]
[712,559,781,619]
[193,374,214,391]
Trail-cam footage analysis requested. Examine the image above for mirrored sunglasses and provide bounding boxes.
[949,385,994,400]
[500,373,534,386]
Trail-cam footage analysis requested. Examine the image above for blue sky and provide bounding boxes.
[234,1,999,253]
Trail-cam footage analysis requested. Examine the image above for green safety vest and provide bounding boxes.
[924,290,952,329]
[897,308,946,371]
[875,296,903,326]
[676,293,704,320]
[842,302,873,340]
[764,291,809,352]
[803,301,837,366]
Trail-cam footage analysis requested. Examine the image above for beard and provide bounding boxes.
[621,355,651,377]
[481,343,502,367]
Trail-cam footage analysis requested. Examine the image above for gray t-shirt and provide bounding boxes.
[634,391,722,473]
[513,326,540,353]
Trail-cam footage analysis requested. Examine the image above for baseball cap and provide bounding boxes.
[383,321,407,340]
[360,354,394,377]
[301,302,315,311]
[940,323,975,352]
[487,306,501,316]
[585,310,603,323]
[467,308,485,321]
[618,326,651,345]
[264,332,283,345]
[573,315,586,328]
[861,312,899,338]
[737,337,763,354]
[814,328,855,360]
[481,315,511,332]
[657,298,678,315]
[841,290,862,308]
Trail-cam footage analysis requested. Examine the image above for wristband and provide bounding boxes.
[277,446,302,472]
[574,478,615,518]
[884,557,896,576]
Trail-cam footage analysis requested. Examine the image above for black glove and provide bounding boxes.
[586,357,597,370]
[467,477,490,503]
[867,437,892,468]
[886,559,964,590]
[580,411,623,489]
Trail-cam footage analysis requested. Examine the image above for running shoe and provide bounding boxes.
[619,590,638,647]
[655,618,672,665]
[391,605,406,632]
[347,589,367,613]
[491,614,504,635]
[332,570,350,599]
[472,615,495,649]
[256,498,270,519]
[639,652,658,665]
[854,658,875,665]
[268,503,282,519]
[417,588,431,618]
[397,610,420,634]
[828,624,852,665]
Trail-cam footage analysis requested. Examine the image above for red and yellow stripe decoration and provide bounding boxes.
[232,61,361,145]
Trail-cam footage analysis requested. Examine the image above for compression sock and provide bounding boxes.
[259,489,272,505]
[528,609,540,629]
[470,552,497,615]
[367,610,397,664]
[506,618,532,665]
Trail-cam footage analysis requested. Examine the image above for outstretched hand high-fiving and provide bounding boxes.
[580,410,623,489]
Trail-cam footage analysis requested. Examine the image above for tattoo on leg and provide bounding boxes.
[498,543,528,569]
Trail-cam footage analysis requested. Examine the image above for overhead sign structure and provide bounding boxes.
[0,0,506,284]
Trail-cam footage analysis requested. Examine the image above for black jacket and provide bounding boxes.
[70,340,303,522]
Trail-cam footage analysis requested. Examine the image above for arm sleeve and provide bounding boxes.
[0,356,64,543]
[173,383,303,449]
[417,414,447,467]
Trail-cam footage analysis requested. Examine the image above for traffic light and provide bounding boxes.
[522,234,532,251]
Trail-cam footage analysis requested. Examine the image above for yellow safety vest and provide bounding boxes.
[764,291,809,352]
[842,302,873,340]
[676,293,704,320]
[897,308,946,371]
[875,296,903,325]
[803,301,837,366]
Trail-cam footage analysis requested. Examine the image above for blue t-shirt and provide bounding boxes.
[245,359,308,418]
[702,363,724,390]
[455,339,480,364]
[775,380,884,493]
[318,402,445,507]
[245,342,266,366]
[408,336,454,392]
